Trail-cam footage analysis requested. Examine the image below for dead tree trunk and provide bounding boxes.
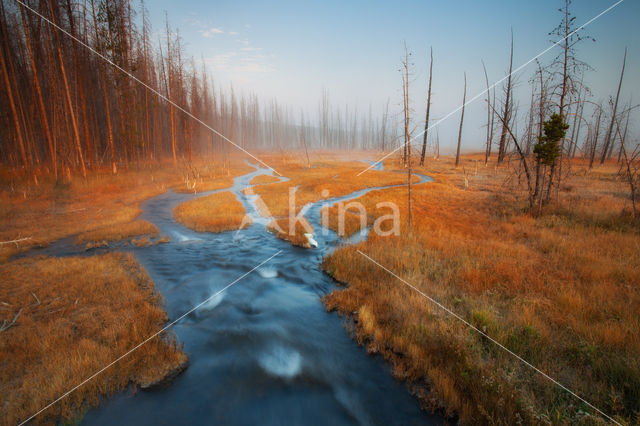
[482,60,492,164]
[90,0,116,173]
[166,15,177,165]
[420,47,433,166]
[49,0,86,179]
[19,2,55,176]
[0,14,27,170]
[600,47,626,165]
[617,106,630,164]
[455,73,466,167]
[589,107,602,169]
[401,45,412,231]
[498,29,513,164]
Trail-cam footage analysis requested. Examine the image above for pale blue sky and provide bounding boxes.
[146,0,639,152]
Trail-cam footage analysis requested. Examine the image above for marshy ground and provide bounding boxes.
[1,152,638,425]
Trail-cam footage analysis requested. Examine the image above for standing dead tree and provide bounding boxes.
[568,74,585,158]
[482,61,494,164]
[490,103,534,207]
[588,104,603,169]
[299,109,310,168]
[497,29,514,164]
[420,47,433,166]
[455,72,466,167]
[544,0,593,201]
[618,138,639,218]
[490,101,567,214]
[616,102,632,164]
[380,98,389,151]
[619,143,639,218]
[401,44,413,232]
[600,47,626,165]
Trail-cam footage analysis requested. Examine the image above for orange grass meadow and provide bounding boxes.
[0,159,250,262]
[0,158,251,424]
[321,155,640,424]
[2,152,639,424]
[0,253,188,425]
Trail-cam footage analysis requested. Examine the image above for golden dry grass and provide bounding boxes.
[76,219,159,248]
[0,156,261,423]
[250,156,417,241]
[173,191,250,233]
[0,253,187,425]
[172,176,236,194]
[322,155,640,424]
[249,174,281,186]
[0,158,249,262]
[321,204,368,238]
[3,151,637,424]
[171,160,253,194]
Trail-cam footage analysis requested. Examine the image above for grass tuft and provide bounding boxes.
[76,220,159,246]
[174,191,250,233]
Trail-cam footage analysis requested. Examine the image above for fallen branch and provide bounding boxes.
[0,308,23,332]
[0,237,32,247]
[31,292,41,306]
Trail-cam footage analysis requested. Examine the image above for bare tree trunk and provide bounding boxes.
[0,7,27,170]
[617,106,630,164]
[402,45,412,231]
[19,2,56,176]
[600,47,626,165]
[455,73,466,167]
[616,112,638,217]
[402,72,407,167]
[545,2,570,203]
[90,0,116,173]
[482,60,491,164]
[568,77,582,158]
[589,107,602,169]
[300,110,310,168]
[49,0,86,179]
[537,62,545,144]
[166,14,177,165]
[489,87,495,160]
[142,1,151,162]
[571,97,584,158]
[420,46,432,166]
[490,102,534,208]
[381,98,389,151]
[498,29,513,164]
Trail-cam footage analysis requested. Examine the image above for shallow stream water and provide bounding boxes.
[32,163,440,425]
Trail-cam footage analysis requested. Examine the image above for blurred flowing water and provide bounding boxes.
[42,163,439,425]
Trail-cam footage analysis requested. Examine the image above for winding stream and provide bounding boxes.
[38,163,439,425]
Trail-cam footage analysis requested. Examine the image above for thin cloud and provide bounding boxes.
[203,50,274,74]
[201,27,224,37]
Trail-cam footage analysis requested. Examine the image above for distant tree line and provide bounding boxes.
[0,0,394,179]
